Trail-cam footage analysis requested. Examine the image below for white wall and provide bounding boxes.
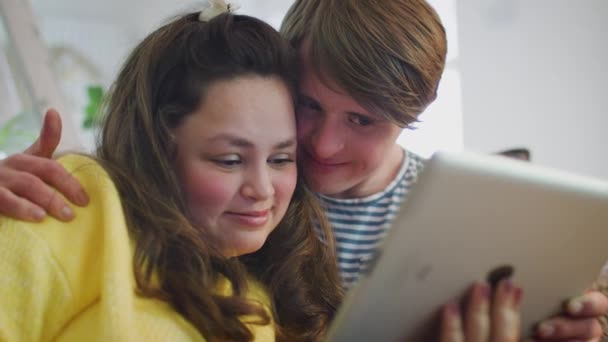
[25,0,608,180]
[34,15,137,149]
[26,0,463,155]
[1,0,81,150]
[397,0,464,158]
[457,0,608,179]
[26,0,297,151]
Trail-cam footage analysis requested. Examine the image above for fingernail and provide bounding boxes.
[538,322,554,337]
[62,206,74,220]
[480,282,491,299]
[447,301,460,316]
[568,298,585,314]
[77,191,89,206]
[513,287,523,304]
[31,208,46,221]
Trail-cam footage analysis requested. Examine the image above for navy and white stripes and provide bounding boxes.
[317,150,426,288]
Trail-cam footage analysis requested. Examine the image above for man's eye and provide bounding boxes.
[298,98,321,111]
[349,114,374,126]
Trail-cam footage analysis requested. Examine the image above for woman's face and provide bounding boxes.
[173,76,297,257]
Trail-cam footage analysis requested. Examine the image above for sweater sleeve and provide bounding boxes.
[0,155,115,341]
[0,219,74,341]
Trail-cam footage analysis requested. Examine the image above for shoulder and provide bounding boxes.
[19,154,125,253]
[0,154,131,318]
[400,149,427,184]
[56,154,116,193]
[405,149,427,173]
[27,154,130,279]
[0,154,132,338]
[0,154,120,257]
[214,276,276,340]
[244,278,275,341]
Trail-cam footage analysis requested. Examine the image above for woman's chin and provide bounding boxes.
[223,237,268,257]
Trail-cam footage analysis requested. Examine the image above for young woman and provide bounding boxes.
[0,10,343,341]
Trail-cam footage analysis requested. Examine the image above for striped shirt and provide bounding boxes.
[316,149,426,289]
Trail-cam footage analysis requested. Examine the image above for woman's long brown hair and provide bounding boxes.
[96,12,343,341]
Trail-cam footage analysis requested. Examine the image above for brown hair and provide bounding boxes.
[281,0,447,128]
[97,12,342,341]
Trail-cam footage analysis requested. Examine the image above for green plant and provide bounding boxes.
[83,85,104,129]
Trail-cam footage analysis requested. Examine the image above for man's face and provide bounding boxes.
[296,46,404,198]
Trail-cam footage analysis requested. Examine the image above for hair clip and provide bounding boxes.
[198,0,241,22]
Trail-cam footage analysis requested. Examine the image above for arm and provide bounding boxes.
[0,109,89,222]
[0,218,74,341]
[1,155,131,341]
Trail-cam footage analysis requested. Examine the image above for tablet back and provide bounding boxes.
[327,152,608,341]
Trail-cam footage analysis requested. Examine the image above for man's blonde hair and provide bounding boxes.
[281,0,447,127]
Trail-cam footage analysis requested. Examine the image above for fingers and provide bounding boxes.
[535,316,603,340]
[490,279,523,342]
[441,280,522,342]
[0,166,74,222]
[566,291,608,318]
[24,108,62,158]
[10,169,76,221]
[0,154,88,221]
[4,153,88,207]
[440,302,465,342]
[0,187,46,222]
[534,291,607,340]
[440,283,604,342]
[464,282,491,342]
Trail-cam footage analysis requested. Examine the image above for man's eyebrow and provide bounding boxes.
[300,94,377,120]
[346,111,372,118]
[299,94,321,106]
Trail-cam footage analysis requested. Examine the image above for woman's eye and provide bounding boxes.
[349,114,374,127]
[212,155,242,167]
[269,153,294,165]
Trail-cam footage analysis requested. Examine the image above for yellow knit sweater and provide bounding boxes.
[0,155,275,341]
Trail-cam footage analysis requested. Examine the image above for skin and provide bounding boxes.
[296,44,404,198]
[0,50,605,342]
[0,110,88,222]
[440,280,523,342]
[172,76,297,257]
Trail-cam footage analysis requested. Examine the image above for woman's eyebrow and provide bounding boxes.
[207,134,296,150]
[274,138,297,150]
[207,134,252,147]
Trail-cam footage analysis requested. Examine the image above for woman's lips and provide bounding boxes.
[224,209,270,227]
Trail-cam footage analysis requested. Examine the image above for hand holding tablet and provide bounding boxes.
[327,152,608,341]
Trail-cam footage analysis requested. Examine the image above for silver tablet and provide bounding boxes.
[327,151,608,341]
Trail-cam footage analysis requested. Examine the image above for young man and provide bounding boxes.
[0,0,606,340]
[281,0,446,288]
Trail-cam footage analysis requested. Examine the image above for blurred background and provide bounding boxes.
[0,0,606,179]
